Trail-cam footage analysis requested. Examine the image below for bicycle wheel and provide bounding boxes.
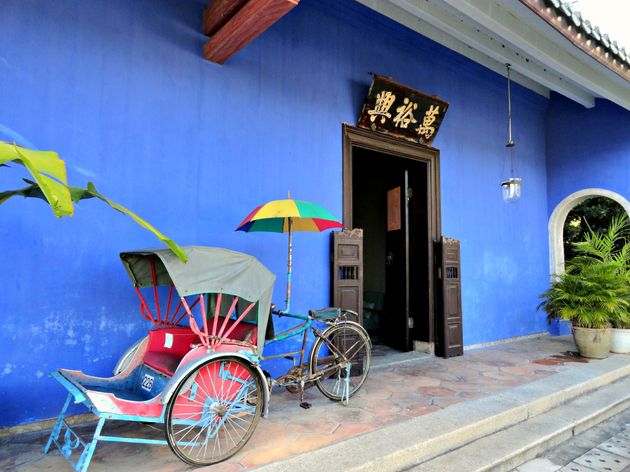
[309,322,371,401]
[165,357,262,465]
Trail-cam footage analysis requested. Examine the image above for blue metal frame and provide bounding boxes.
[262,311,314,369]
[262,308,341,365]
[262,309,356,404]
[45,351,270,472]
[44,370,171,472]
[44,309,354,472]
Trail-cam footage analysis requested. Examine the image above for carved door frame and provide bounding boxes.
[342,124,442,348]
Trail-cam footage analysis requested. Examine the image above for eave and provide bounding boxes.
[356,0,630,111]
[520,0,630,81]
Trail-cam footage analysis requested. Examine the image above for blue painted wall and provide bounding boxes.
[546,94,630,212]
[0,0,551,427]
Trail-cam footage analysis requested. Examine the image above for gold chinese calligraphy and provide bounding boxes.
[358,76,449,146]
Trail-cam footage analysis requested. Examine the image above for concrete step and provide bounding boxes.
[410,376,630,471]
[371,350,432,369]
[253,354,630,472]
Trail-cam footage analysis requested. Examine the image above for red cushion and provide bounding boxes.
[143,352,182,376]
[142,323,257,376]
[143,328,199,376]
[146,328,199,356]
[218,318,257,345]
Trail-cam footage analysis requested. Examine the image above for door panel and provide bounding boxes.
[385,169,410,350]
[436,237,463,358]
[332,229,363,324]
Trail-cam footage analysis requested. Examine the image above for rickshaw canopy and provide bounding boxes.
[120,246,275,352]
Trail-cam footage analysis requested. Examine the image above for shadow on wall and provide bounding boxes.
[347,78,370,118]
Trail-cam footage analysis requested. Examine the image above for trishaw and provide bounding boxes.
[45,246,371,471]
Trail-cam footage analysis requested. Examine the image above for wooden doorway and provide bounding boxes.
[342,124,441,353]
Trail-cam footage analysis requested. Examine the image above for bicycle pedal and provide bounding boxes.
[299,402,312,409]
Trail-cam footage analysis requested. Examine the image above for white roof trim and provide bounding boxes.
[357,0,630,111]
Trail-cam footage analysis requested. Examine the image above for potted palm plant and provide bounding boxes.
[540,215,630,358]
[610,311,630,354]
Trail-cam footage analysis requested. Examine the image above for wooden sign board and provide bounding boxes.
[357,76,449,146]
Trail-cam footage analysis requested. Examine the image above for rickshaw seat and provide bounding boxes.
[143,328,199,377]
[143,352,182,377]
[215,317,258,346]
[143,322,258,377]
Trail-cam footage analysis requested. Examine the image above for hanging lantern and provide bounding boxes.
[501,64,522,203]
[501,177,522,202]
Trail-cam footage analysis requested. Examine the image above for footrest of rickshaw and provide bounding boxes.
[50,368,166,418]
[51,370,90,405]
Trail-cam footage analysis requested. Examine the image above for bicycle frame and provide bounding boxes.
[261,311,350,384]
[262,311,315,366]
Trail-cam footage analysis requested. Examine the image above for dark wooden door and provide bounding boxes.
[385,169,411,350]
[332,229,363,324]
[435,237,463,358]
[331,229,365,375]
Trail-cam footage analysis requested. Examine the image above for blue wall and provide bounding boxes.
[0,0,551,427]
[546,94,630,212]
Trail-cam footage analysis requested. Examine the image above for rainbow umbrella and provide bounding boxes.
[236,196,343,311]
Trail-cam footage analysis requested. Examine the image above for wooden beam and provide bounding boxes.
[203,0,299,64]
[203,0,249,37]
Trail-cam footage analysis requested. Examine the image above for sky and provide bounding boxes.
[571,0,630,51]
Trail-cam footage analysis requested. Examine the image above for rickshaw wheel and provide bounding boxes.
[309,322,371,401]
[165,356,263,466]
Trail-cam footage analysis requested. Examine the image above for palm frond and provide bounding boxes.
[540,214,630,329]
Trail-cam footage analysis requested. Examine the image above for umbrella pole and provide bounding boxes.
[286,217,292,312]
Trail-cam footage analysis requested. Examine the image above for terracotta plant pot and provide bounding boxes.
[572,326,612,359]
[611,328,630,354]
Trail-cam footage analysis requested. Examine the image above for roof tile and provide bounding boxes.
[524,0,630,80]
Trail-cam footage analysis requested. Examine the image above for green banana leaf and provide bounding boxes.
[77,182,188,263]
[0,142,73,217]
[1,179,188,263]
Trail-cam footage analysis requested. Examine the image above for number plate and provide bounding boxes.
[141,374,154,392]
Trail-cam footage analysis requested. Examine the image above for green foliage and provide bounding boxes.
[563,197,625,262]
[1,142,187,263]
[540,214,630,329]
[611,311,630,329]
[0,142,73,217]
[75,182,188,263]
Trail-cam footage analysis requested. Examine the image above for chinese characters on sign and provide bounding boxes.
[367,91,396,124]
[417,105,440,140]
[358,76,449,146]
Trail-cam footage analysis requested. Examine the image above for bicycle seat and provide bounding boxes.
[308,307,341,320]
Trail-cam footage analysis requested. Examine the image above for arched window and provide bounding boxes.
[548,189,630,276]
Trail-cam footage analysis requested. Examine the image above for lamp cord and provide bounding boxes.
[506,64,516,179]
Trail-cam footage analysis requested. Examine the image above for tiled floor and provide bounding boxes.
[1,335,587,471]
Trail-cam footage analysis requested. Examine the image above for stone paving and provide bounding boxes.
[0,335,587,471]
